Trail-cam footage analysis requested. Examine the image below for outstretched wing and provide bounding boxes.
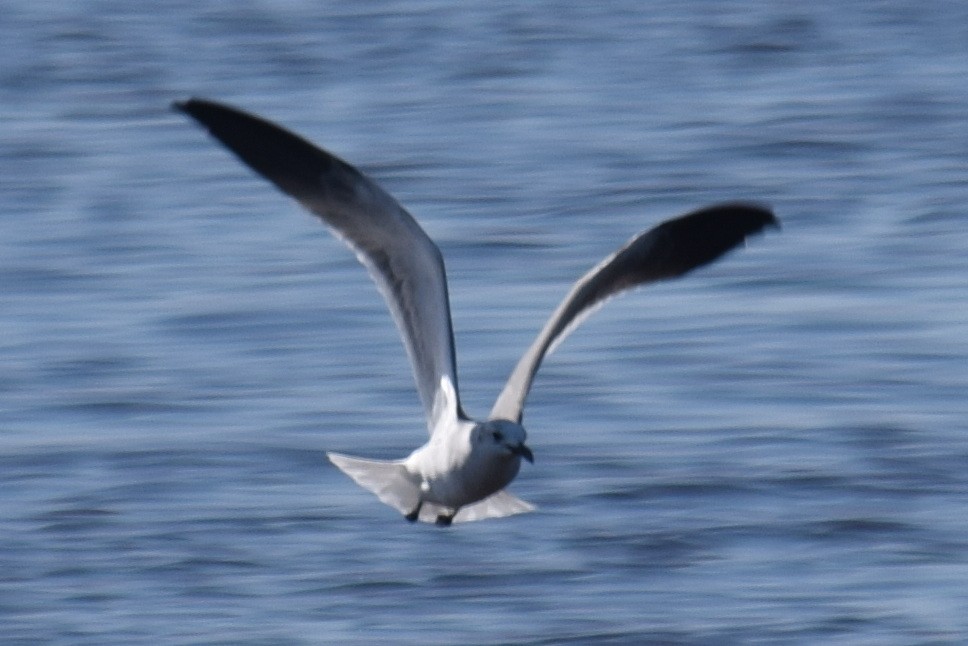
[175,98,465,434]
[489,202,778,423]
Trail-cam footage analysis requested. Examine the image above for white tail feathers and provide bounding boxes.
[327,452,535,524]
[452,489,535,523]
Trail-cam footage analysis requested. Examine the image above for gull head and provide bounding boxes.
[475,419,534,464]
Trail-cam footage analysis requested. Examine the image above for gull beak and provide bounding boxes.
[510,442,534,464]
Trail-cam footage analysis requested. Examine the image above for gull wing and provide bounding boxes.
[175,98,465,434]
[489,202,778,423]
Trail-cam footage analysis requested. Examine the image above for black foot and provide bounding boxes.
[405,502,422,523]
[435,514,454,527]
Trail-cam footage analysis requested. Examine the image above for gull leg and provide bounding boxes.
[405,501,422,523]
[435,513,454,527]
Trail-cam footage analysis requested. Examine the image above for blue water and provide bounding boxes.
[3,1,968,643]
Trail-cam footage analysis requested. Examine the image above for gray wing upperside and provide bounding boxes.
[489,202,778,423]
[175,98,466,434]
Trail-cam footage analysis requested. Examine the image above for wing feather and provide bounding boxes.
[489,202,778,423]
[175,98,465,433]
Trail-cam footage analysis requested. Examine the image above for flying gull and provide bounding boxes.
[174,98,778,526]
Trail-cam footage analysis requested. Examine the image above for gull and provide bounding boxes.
[174,98,778,526]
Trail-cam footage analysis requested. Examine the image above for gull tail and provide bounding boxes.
[327,452,420,518]
[453,489,535,523]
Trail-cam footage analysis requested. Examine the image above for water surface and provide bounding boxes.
[2,1,968,643]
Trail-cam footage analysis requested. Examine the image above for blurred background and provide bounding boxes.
[2,1,967,643]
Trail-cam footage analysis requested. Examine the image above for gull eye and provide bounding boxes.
[491,430,504,442]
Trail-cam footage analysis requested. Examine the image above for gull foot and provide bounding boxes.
[435,513,454,527]
[405,502,422,523]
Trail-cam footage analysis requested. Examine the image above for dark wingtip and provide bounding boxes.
[171,97,239,125]
[703,201,779,238]
[705,201,778,232]
[171,97,201,115]
[744,201,781,231]
[170,97,345,196]
[642,201,778,277]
